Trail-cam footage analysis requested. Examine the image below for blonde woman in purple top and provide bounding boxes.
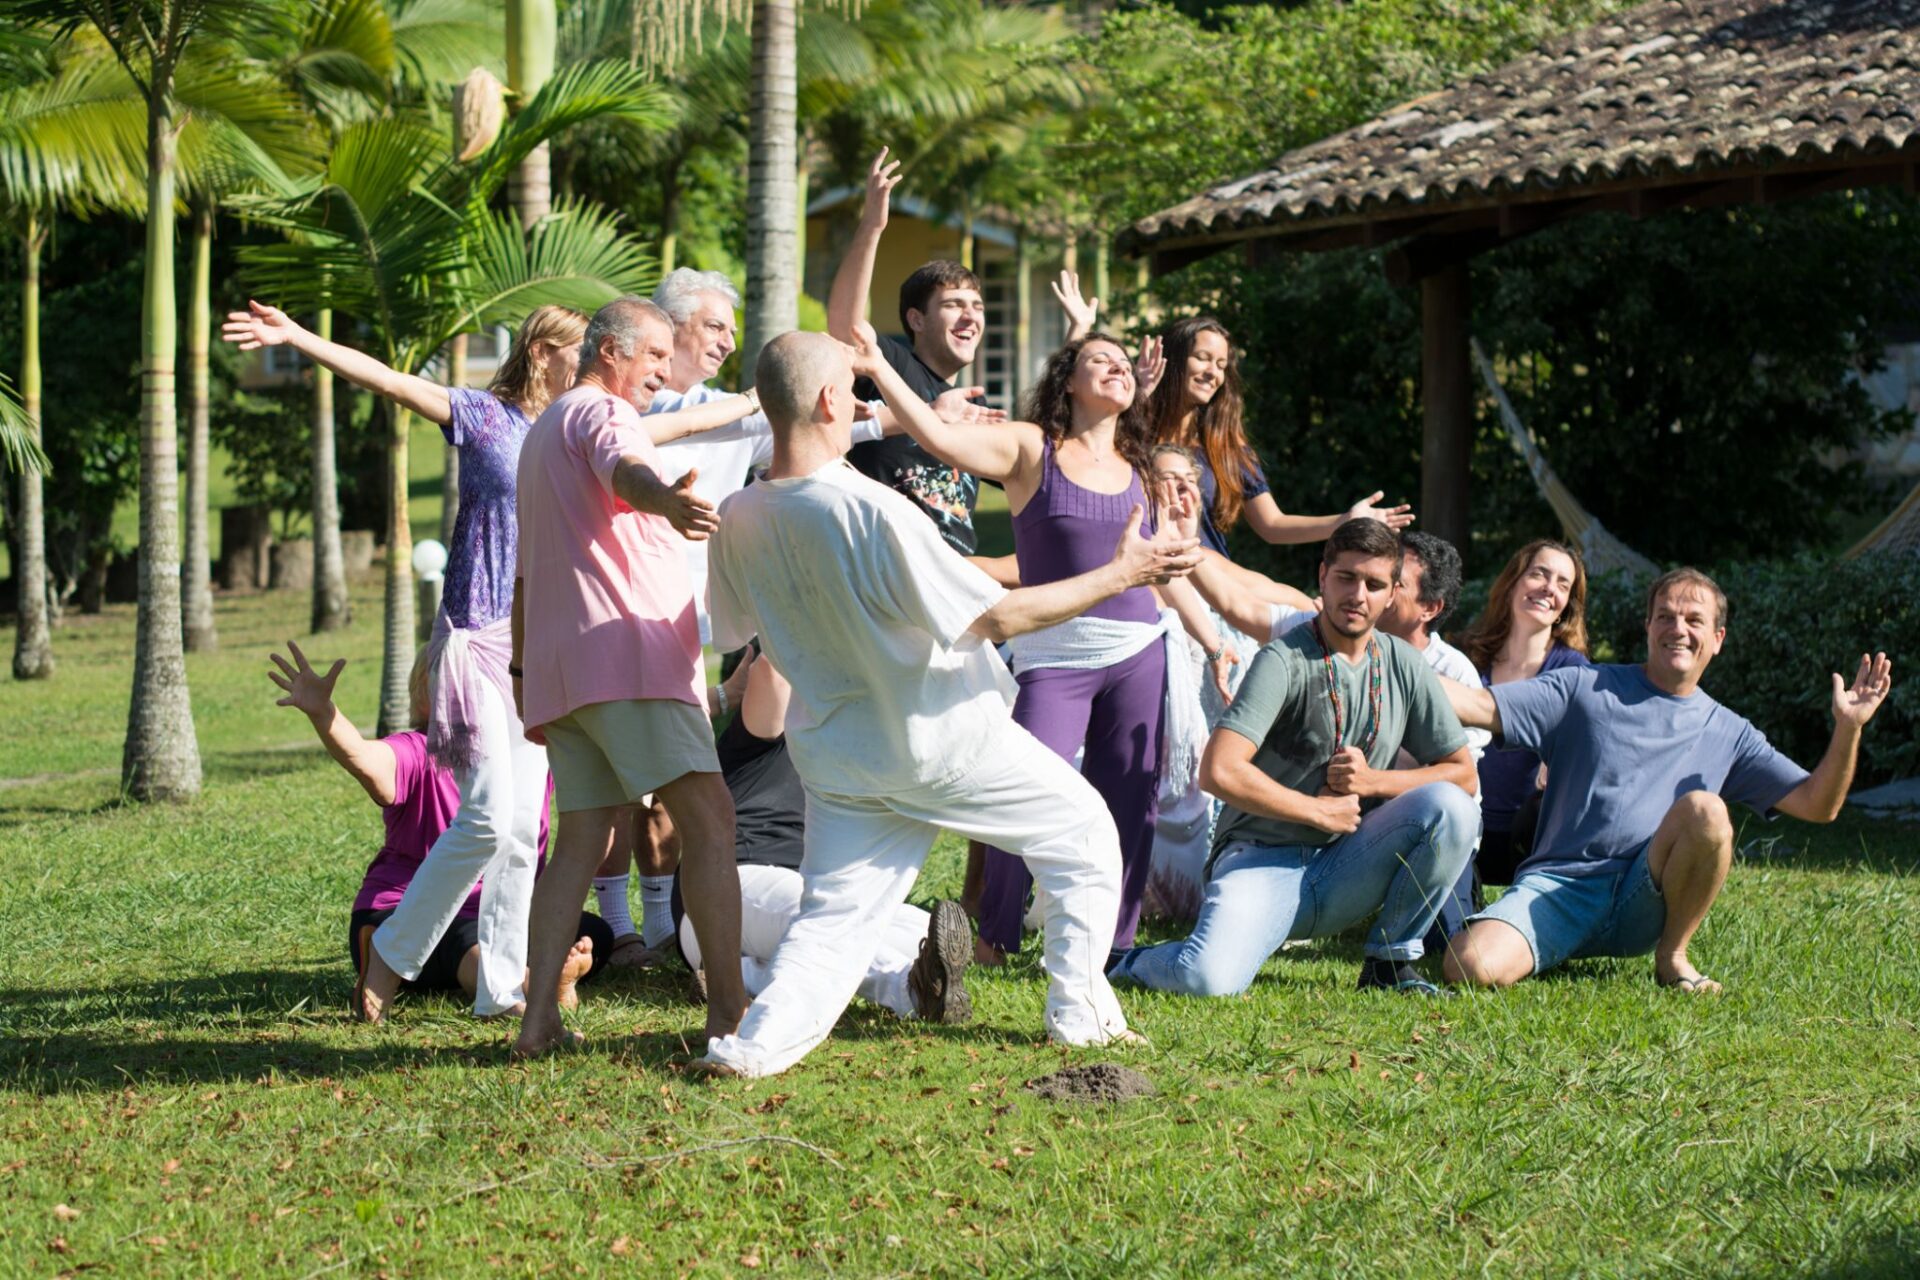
[225,301,760,1022]
[882,330,1234,966]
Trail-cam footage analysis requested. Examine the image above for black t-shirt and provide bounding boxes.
[669,712,807,957]
[848,334,980,555]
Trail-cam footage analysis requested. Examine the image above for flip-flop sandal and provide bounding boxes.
[1661,974,1721,994]
[605,934,655,969]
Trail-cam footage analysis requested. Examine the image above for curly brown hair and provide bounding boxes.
[1021,333,1154,477]
[1145,316,1260,531]
[1456,539,1591,673]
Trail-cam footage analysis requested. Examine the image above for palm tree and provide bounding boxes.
[236,60,670,732]
[0,33,144,680]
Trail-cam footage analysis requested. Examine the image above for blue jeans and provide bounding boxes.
[1108,782,1479,997]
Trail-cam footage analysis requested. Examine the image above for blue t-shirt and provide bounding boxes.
[1491,663,1809,878]
[1476,643,1593,832]
[1195,450,1270,556]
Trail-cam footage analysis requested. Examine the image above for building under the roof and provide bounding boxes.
[1121,0,1920,557]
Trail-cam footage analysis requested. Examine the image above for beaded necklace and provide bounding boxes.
[1311,615,1384,756]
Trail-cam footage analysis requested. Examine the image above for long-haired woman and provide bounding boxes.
[1453,538,1593,883]
[871,324,1229,965]
[224,301,757,1021]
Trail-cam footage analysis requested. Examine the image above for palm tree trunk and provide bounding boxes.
[659,152,681,275]
[743,0,798,385]
[507,0,556,231]
[181,196,217,652]
[376,403,414,736]
[12,215,53,680]
[123,83,203,802]
[440,333,465,545]
[310,308,349,633]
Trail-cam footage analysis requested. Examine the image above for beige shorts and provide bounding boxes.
[542,698,720,813]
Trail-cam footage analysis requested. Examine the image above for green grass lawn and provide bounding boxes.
[2,585,1918,1277]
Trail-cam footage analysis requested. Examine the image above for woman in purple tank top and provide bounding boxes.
[885,333,1233,965]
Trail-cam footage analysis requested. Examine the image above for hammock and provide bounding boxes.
[1844,477,1920,559]
[1471,339,1662,580]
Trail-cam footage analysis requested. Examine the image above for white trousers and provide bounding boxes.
[678,863,928,1018]
[704,724,1130,1077]
[372,676,546,1016]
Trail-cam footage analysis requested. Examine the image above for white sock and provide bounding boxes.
[593,875,635,940]
[639,874,676,948]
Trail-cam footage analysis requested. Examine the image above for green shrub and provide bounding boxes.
[1576,555,1918,786]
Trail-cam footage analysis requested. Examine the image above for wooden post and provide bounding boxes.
[1420,262,1472,560]
[1013,227,1033,408]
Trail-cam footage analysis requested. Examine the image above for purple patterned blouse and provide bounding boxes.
[440,387,533,630]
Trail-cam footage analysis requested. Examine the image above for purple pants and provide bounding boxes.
[977,641,1167,955]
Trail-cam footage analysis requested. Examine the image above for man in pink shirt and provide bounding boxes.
[510,296,747,1058]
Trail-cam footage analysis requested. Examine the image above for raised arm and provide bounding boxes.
[868,383,1009,438]
[1438,673,1500,734]
[1157,574,1237,701]
[827,149,900,341]
[847,321,1034,484]
[645,388,762,445]
[611,460,720,541]
[1050,269,1100,343]
[1199,728,1361,837]
[1240,490,1416,545]
[269,641,397,805]
[1775,653,1893,823]
[969,505,1199,643]
[1187,551,1285,641]
[223,300,453,426]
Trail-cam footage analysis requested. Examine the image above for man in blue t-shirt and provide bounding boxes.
[1439,567,1894,993]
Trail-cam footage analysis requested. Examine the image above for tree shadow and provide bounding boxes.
[1789,1225,1920,1280]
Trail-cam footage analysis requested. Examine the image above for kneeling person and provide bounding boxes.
[1440,568,1892,993]
[1108,518,1479,997]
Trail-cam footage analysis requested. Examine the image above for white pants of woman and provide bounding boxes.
[703,724,1130,1077]
[678,863,929,1017]
[372,677,546,1016]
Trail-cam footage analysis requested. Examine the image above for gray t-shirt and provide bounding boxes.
[1492,663,1809,879]
[1213,624,1468,855]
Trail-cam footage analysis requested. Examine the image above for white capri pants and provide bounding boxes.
[372,675,545,1017]
[704,724,1130,1077]
[678,864,929,1018]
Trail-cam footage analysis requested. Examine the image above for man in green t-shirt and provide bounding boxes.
[1108,519,1480,996]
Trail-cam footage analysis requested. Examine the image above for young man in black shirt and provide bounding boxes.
[827,147,993,560]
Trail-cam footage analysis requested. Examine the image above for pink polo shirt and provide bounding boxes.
[514,384,704,735]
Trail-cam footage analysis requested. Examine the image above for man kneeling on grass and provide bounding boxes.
[268,642,610,1015]
[1107,518,1480,998]
[1438,568,1893,994]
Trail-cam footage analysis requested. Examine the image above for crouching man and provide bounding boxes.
[1440,567,1892,993]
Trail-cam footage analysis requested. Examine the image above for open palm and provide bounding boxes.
[1832,652,1893,729]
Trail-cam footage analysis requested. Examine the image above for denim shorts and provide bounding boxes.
[1468,843,1666,975]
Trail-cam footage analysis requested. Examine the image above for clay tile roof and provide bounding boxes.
[1123,0,1920,253]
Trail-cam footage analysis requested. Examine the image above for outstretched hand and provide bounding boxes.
[1832,652,1893,730]
[1345,491,1414,531]
[932,385,1008,425]
[1155,473,1203,545]
[1111,504,1202,588]
[665,469,720,541]
[269,640,344,718]
[843,319,885,379]
[1134,336,1166,401]
[222,299,302,350]
[861,148,901,230]
[1050,269,1099,339]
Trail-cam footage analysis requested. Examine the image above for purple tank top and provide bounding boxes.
[1012,439,1159,625]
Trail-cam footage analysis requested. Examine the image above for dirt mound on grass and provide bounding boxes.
[1023,1063,1156,1104]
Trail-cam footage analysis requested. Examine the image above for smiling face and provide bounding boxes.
[1182,328,1231,409]
[908,284,985,374]
[1645,583,1725,687]
[601,314,675,411]
[1317,550,1399,640]
[1151,450,1202,506]
[1071,340,1136,416]
[1507,547,1577,636]
[671,291,738,388]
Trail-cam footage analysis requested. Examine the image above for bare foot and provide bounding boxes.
[1656,955,1723,995]
[509,1021,586,1061]
[688,1055,741,1081]
[357,938,404,1024]
[973,937,1007,968]
[556,937,594,1011]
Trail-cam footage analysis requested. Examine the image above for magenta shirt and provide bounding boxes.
[513,386,704,735]
[352,732,551,915]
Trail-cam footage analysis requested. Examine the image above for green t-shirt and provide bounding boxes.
[1212,624,1468,855]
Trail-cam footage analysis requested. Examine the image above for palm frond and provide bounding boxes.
[0,372,50,476]
[388,0,503,90]
[462,59,677,200]
[453,198,658,336]
[0,46,145,212]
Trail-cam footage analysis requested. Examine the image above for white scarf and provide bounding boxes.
[1003,608,1208,790]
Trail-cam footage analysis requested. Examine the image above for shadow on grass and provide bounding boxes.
[1795,1225,1920,1279]
[204,750,328,785]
